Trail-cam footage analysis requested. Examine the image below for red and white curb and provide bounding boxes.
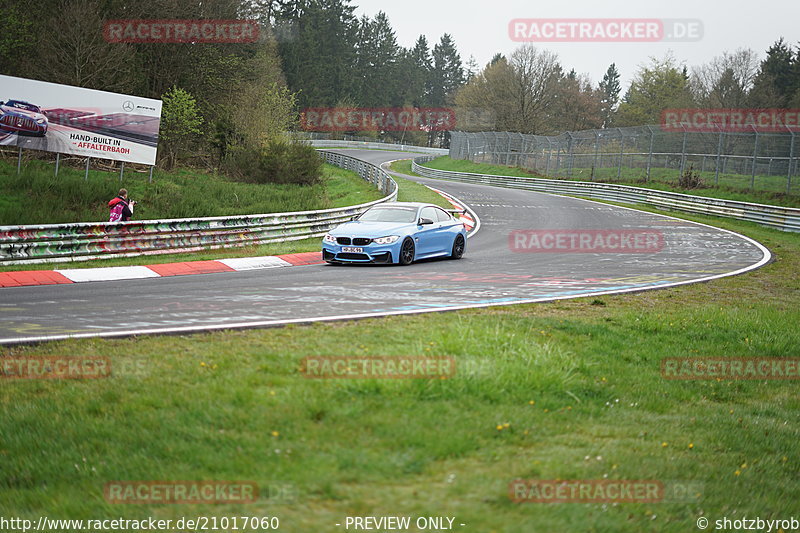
[0,252,323,288]
[428,186,477,234]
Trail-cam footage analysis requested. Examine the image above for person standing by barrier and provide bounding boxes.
[108,188,135,222]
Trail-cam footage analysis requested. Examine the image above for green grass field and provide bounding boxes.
[2,207,798,531]
[417,157,800,208]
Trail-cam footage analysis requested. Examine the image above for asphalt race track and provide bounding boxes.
[0,149,770,344]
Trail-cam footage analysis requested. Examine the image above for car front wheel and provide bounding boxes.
[399,238,415,265]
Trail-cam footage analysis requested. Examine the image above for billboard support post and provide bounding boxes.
[17,146,22,175]
[55,153,60,177]
[119,162,125,182]
[85,157,90,182]
[149,166,154,184]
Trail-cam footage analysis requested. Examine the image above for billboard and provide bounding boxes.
[0,75,161,165]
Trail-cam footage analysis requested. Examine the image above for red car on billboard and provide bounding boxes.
[0,100,48,136]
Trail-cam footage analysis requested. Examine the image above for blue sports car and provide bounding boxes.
[322,202,467,265]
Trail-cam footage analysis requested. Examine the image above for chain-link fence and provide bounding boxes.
[449,126,800,195]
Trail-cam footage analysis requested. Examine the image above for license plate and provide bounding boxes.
[341,247,363,253]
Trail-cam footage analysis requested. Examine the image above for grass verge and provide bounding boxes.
[1,208,798,531]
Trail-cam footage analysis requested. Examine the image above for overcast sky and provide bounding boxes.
[354,0,800,89]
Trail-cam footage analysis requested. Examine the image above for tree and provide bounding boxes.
[690,48,758,108]
[160,87,204,169]
[27,0,137,91]
[454,44,563,134]
[598,63,621,127]
[464,55,480,82]
[402,35,433,107]
[275,0,358,107]
[749,38,796,107]
[552,72,603,132]
[615,54,695,126]
[353,12,402,107]
[429,34,464,107]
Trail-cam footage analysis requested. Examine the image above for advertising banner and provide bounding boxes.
[0,75,161,165]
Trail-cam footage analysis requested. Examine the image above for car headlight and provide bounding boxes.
[373,235,400,245]
[323,234,337,244]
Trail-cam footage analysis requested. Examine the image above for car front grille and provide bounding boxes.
[336,237,372,246]
[0,115,36,130]
[1,115,35,130]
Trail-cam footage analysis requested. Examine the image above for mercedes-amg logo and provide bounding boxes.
[122,101,134,112]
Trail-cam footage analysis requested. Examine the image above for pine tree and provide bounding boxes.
[749,38,795,107]
[598,63,621,127]
[275,0,358,108]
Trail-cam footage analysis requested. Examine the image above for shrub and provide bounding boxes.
[224,140,322,186]
[678,165,705,189]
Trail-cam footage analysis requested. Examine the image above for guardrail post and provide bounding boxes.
[566,132,574,178]
[715,126,723,185]
[54,152,60,177]
[646,126,654,181]
[85,157,90,181]
[750,125,759,190]
[17,146,22,175]
[679,125,688,176]
[787,129,796,194]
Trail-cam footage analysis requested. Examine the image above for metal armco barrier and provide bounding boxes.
[306,139,448,155]
[0,151,397,264]
[412,157,800,233]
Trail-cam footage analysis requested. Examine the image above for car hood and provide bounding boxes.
[329,220,414,238]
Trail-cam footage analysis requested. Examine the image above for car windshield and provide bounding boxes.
[358,207,417,223]
[6,101,39,112]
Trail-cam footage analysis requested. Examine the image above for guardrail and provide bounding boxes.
[0,150,398,265]
[412,156,800,233]
[305,139,448,155]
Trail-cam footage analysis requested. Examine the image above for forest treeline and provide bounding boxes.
[2,0,799,163]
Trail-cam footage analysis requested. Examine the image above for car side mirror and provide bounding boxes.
[418,217,434,225]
